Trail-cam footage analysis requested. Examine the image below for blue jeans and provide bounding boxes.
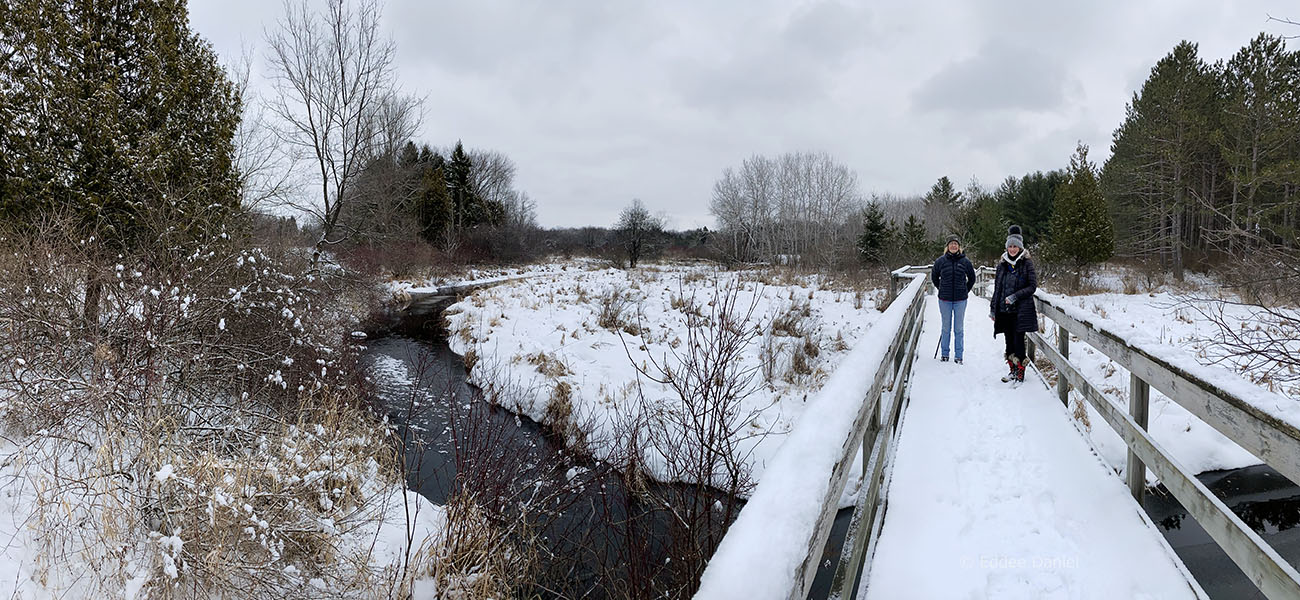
[938,299,967,359]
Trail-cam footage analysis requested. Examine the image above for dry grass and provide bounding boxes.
[415,495,536,600]
[527,351,571,378]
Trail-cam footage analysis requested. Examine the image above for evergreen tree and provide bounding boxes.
[900,215,928,263]
[922,176,962,239]
[957,183,1005,261]
[856,202,894,265]
[1045,144,1115,286]
[447,141,476,231]
[415,165,453,244]
[0,0,241,241]
[1100,41,1220,280]
[999,171,1065,247]
[1216,34,1300,254]
[0,0,240,324]
[923,176,963,208]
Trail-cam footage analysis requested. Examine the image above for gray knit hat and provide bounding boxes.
[945,234,960,246]
[1005,225,1024,249]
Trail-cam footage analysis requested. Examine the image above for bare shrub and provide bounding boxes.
[0,215,413,597]
[613,280,771,596]
[770,298,810,337]
[598,289,633,330]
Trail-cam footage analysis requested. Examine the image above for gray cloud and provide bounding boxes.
[187,0,1299,228]
[911,41,1072,113]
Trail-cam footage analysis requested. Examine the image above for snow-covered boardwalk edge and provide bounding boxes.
[1035,290,1300,485]
[695,276,925,599]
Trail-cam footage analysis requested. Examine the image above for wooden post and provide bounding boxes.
[1128,373,1150,501]
[888,276,898,304]
[1057,325,1070,407]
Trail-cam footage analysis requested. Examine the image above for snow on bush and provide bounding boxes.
[0,222,450,598]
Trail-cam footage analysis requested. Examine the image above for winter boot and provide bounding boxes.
[1014,359,1027,383]
[1001,355,1017,383]
[941,356,950,362]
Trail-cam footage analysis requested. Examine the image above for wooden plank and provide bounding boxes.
[1036,339,1300,600]
[1128,375,1150,501]
[1057,324,1069,406]
[784,278,928,599]
[836,412,893,599]
[835,304,924,600]
[1035,297,1300,487]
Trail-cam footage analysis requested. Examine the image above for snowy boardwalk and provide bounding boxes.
[863,295,1202,599]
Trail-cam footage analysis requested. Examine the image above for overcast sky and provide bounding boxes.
[189,0,1298,229]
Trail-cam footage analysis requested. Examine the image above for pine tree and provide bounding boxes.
[0,0,240,324]
[1046,144,1115,287]
[0,0,241,242]
[923,176,963,208]
[958,183,1005,261]
[1000,171,1065,247]
[856,202,894,265]
[1100,41,1220,280]
[415,165,453,244]
[447,141,475,231]
[900,215,928,264]
[1217,34,1300,254]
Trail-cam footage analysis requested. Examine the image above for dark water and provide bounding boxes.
[1143,464,1300,599]
[364,299,855,597]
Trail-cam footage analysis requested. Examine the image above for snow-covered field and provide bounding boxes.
[1042,268,1300,480]
[388,259,598,298]
[442,262,886,501]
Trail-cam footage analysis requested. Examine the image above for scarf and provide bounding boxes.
[1001,250,1027,267]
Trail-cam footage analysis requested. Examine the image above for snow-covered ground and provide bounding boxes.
[388,258,603,297]
[442,262,886,502]
[1042,269,1300,481]
[864,295,1204,599]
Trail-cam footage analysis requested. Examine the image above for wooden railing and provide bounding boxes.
[695,272,929,600]
[1028,292,1300,600]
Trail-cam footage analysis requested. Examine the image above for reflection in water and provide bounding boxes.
[1144,464,1300,600]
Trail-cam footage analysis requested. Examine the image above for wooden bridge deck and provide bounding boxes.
[861,295,1204,599]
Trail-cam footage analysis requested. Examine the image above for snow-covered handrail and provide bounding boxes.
[1030,292,1300,600]
[696,275,928,600]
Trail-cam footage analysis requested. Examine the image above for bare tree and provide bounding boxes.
[265,0,420,267]
[709,152,863,268]
[616,199,665,268]
[228,51,295,212]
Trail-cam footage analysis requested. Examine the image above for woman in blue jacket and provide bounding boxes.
[989,225,1038,383]
[931,234,976,363]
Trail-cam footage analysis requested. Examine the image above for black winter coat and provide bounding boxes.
[990,252,1039,335]
[931,251,976,302]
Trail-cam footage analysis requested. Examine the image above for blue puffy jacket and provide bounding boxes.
[931,251,976,302]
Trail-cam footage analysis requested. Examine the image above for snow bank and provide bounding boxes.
[443,263,886,502]
[694,276,923,598]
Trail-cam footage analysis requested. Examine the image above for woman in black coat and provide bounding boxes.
[989,225,1038,383]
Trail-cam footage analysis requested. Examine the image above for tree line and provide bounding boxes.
[1101,34,1300,283]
